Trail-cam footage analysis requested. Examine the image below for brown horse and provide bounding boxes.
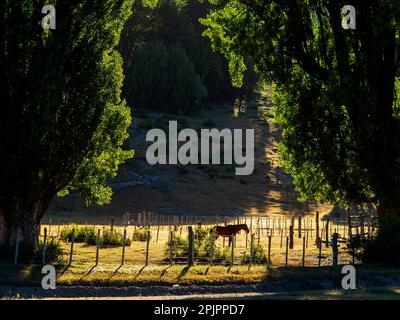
[211,224,249,246]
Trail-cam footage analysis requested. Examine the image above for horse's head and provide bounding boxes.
[242,224,249,233]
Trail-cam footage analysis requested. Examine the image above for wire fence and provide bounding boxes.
[9,211,376,269]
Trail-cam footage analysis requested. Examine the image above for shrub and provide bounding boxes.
[101,230,131,246]
[60,224,78,242]
[126,41,207,114]
[241,242,269,264]
[345,233,370,262]
[34,238,65,264]
[347,215,400,266]
[164,233,189,258]
[60,225,97,244]
[132,228,151,242]
[164,227,232,264]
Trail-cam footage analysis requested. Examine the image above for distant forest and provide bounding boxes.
[118,0,257,114]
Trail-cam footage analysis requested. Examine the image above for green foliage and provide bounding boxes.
[201,0,400,214]
[35,238,65,264]
[348,215,400,267]
[132,228,151,241]
[258,107,274,123]
[164,232,189,258]
[345,234,370,262]
[241,242,269,264]
[102,229,132,246]
[163,227,231,264]
[126,40,207,114]
[60,225,130,246]
[0,0,137,226]
[120,0,257,113]
[60,225,97,244]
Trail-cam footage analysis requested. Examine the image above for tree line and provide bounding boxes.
[2,0,400,266]
[119,0,257,114]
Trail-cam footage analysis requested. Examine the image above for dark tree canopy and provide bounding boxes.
[202,0,400,215]
[119,0,257,113]
[0,0,140,255]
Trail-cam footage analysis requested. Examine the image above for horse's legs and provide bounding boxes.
[228,236,232,247]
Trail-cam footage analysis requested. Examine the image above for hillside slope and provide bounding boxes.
[47,89,331,223]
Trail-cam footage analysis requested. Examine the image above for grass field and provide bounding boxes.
[37,221,353,268]
[0,219,357,289]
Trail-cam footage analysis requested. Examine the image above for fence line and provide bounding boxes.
[8,211,376,269]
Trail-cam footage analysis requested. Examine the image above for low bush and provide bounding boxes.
[60,225,130,247]
[164,227,232,264]
[346,215,400,267]
[101,230,131,246]
[241,242,269,264]
[34,238,65,264]
[132,228,151,242]
[60,225,97,244]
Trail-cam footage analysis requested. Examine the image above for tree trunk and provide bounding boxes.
[0,189,55,261]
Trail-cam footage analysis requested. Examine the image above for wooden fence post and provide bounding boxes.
[14,227,21,265]
[121,228,127,266]
[145,230,150,266]
[298,216,302,238]
[69,228,75,265]
[250,233,254,266]
[156,224,160,243]
[169,231,174,266]
[267,235,272,269]
[302,236,305,267]
[42,227,47,265]
[188,226,194,266]
[95,229,100,265]
[315,211,319,244]
[332,233,338,267]
[325,217,330,248]
[231,235,235,266]
[110,218,114,234]
[347,207,352,239]
[285,236,289,267]
[318,237,322,267]
[210,230,215,266]
[359,212,364,235]
[289,225,294,249]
